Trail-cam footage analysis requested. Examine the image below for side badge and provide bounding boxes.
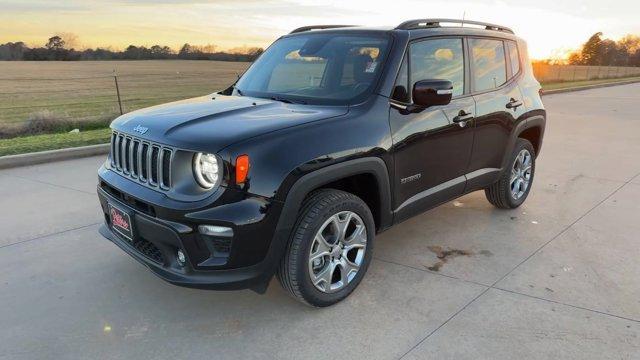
[400,173,422,184]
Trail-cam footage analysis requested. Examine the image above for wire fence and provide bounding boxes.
[1,61,640,134]
[0,60,250,133]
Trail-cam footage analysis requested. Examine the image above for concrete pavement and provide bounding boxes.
[1,84,639,359]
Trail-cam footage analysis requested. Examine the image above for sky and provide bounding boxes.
[1,0,639,59]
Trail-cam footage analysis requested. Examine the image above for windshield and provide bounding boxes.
[234,33,391,105]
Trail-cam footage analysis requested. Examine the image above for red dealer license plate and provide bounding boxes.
[109,204,133,241]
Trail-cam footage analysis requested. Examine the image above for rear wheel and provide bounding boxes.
[485,138,535,209]
[277,189,375,307]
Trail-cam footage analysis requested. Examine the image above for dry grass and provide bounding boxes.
[0,60,249,132]
[2,60,639,153]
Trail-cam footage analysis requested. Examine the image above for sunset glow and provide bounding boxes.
[1,0,639,60]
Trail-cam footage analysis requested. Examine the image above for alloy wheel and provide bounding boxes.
[308,211,367,293]
[510,149,533,200]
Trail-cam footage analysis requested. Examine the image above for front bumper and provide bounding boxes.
[98,224,273,290]
[97,171,286,292]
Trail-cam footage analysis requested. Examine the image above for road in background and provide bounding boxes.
[1,84,639,359]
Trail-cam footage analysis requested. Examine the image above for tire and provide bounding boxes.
[277,189,375,307]
[485,138,536,209]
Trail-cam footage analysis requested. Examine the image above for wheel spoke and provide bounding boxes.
[512,178,522,196]
[339,258,359,285]
[332,212,353,242]
[310,249,330,264]
[343,224,366,250]
[510,171,519,186]
[314,233,332,254]
[312,261,336,290]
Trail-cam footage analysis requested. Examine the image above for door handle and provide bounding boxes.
[453,110,473,127]
[506,98,523,110]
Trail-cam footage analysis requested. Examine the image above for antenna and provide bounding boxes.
[461,11,466,27]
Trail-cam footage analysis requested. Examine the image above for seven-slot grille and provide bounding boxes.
[110,131,173,190]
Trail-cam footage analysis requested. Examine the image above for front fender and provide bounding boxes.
[275,157,393,233]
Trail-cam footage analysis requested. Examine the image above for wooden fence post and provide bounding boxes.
[113,70,123,115]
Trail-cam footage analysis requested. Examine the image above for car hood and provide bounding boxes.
[111,94,349,152]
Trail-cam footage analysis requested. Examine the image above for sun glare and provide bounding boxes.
[0,0,638,59]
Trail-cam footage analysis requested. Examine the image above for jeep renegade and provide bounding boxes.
[97,19,546,307]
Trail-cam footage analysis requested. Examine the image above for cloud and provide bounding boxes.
[2,0,92,12]
[2,0,639,58]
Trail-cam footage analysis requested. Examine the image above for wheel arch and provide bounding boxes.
[518,114,545,157]
[277,157,393,235]
[253,157,392,294]
[501,113,546,170]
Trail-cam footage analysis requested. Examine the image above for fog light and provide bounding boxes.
[198,225,233,237]
[177,249,186,266]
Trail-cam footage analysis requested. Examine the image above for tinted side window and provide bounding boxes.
[470,39,507,92]
[410,38,464,97]
[507,41,520,76]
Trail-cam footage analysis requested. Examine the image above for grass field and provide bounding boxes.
[2,60,640,156]
[0,128,111,156]
[1,60,249,130]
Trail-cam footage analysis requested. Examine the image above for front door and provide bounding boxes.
[389,37,475,222]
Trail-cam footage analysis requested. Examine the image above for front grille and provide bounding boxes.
[110,131,173,191]
[212,238,232,255]
[133,237,164,264]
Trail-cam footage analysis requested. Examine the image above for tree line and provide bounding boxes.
[0,36,264,62]
[567,32,640,66]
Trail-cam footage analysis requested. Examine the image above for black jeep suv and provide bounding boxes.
[97,19,545,306]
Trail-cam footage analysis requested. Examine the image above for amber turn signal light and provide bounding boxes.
[235,155,250,184]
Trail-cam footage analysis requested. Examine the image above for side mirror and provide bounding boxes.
[412,79,453,108]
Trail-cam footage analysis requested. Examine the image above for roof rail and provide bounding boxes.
[395,18,514,34]
[290,25,356,34]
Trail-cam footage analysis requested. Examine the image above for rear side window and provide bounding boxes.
[410,38,464,96]
[470,38,507,92]
[507,41,520,76]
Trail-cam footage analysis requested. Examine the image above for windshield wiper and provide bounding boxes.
[234,86,244,96]
[270,96,307,105]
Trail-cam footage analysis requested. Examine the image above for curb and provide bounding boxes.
[1,79,639,170]
[542,78,640,95]
[0,143,110,170]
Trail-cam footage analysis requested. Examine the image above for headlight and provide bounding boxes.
[193,152,220,189]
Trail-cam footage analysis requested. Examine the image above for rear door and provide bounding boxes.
[468,38,527,188]
[389,37,475,221]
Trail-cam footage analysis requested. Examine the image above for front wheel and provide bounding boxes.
[485,138,536,209]
[277,189,375,307]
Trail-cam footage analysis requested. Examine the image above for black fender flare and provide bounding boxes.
[278,157,393,233]
[253,157,393,292]
[500,113,546,171]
